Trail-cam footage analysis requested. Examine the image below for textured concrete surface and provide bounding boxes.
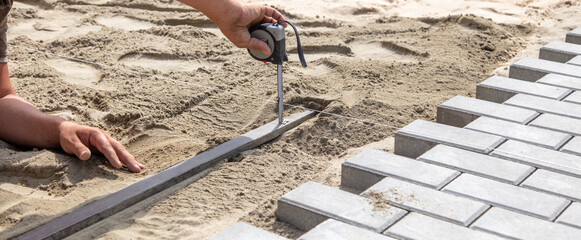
[557,202,581,229]
[464,116,571,150]
[418,144,534,185]
[395,119,505,158]
[385,212,504,240]
[566,27,581,45]
[529,113,581,136]
[476,75,571,102]
[364,177,489,226]
[504,93,581,120]
[443,173,570,220]
[521,169,581,202]
[276,181,407,232]
[539,41,581,63]
[536,73,581,91]
[567,55,581,66]
[509,57,581,81]
[561,136,581,157]
[563,91,581,104]
[208,222,289,240]
[436,95,538,127]
[472,207,581,240]
[298,219,396,240]
[341,149,459,191]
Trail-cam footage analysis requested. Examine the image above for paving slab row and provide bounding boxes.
[539,41,581,63]
[566,27,581,45]
[557,202,581,230]
[567,55,581,66]
[476,75,571,103]
[298,219,397,240]
[528,113,581,136]
[504,93,581,120]
[536,73,581,91]
[509,57,581,81]
[521,169,581,202]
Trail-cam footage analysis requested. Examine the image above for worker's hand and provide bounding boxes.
[215,4,286,55]
[57,121,144,173]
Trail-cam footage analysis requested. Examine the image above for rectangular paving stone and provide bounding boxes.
[568,56,581,67]
[472,207,581,240]
[557,202,581,229]
[561,136,581,157]
[341,149,460,191]
[208,222,290,240]
[529,113,581,136]
[504,93,581,120]
[395,119,505,158]
[492,140,581,178]
[437,95,538,127]
[364,177,489,226]
[298,219,396,240]
[464,116,571,150]
[536,73,581,91]
[385,212,504,240]
[476,75,571,103]
[539,41,581,63]
[563,91,581,104]
[566,27,581,45]
[443,173,570,220]
[418,144,534,185]
[521,169,581,202]
[509,57,581,82]
[276,181,407,232]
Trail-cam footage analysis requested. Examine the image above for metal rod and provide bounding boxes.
[277,64,284,124]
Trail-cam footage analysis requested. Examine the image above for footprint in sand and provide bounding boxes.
[47,59,111,91]
[95,15,157,31]
[349,40,429,62]
[118,53,221,73]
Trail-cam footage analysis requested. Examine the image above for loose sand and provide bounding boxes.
[0,0,579,239]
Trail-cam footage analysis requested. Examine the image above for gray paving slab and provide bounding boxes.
[276,181,407,232]
[385,212,504,240]
[566,27,581,45]
[341,149,460,191]
[561,136,581,157]
[568,56,581,66]
[536,73,581,91]
[504,93,581,120]
[436,95,538,127]
[443,173,570,220]
[521,169,581,202]
[418,144,534,185]
[298,219,396,240]
[492,140,581,178]
[472,207,581,240]
[464,116,571,150]
[208,222,289,240]
[509,57,581,82]
[394,119,505,158]
[476,75,571,103]
[529,113,581,136]
[557,202,581,229]
[540,41,581,63]
[563,91,581,104]
[364,177,489,226]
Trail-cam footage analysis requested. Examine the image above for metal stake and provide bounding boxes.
[277,64,284,124]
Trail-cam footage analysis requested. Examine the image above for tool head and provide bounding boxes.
[248,23,287,64]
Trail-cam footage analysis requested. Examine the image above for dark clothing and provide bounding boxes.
[0,0,13,63]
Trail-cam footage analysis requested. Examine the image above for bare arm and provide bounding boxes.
[177,0,285,55]
[0,63,144,173]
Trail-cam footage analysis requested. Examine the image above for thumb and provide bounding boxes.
[247,37,272,56]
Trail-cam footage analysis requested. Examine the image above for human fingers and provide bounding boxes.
[61,134,92,161]
[89,130,123,169]
[247,36,272,55]
[105,134,144,173]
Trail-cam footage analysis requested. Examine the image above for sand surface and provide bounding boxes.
[0,0,579,239]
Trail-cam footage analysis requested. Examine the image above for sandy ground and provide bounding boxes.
[0,0,579,239]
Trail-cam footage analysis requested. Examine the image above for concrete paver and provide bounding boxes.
[539,41,581,63]
[208,222,289,240]
[536,73,581,91]
[298,219,396,240]
[492,140,581,178]
[443,173,570,220]
[476,75,571,102]
[385,212,504,240]
[563,91,581,104]
[464,116,571,150]
[276,181,407,232]
[509,57,581,81]
[561,136,581,157]
[557,202,581,229]
[472,207,581,240]
[521,169,581,202]
[568,56,581,66]
[528,113,581,136]
[418,144,534,185]
[566,27,581,45]
[364,177,489,226]
[395,119,505,158]
[341,149,459,191]
[436,95,538,127]
[504,93,581,119]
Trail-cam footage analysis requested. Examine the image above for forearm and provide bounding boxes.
[177,0,243,26]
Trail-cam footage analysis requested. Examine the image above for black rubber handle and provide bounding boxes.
[280,20,307,68]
